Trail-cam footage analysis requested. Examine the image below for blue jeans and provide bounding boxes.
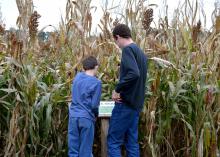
[68,117,94,157]
[107,103,140,157]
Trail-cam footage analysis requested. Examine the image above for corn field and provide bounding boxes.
[0,0,220,156]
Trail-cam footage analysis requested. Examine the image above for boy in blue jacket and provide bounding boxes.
[68,56,102,157]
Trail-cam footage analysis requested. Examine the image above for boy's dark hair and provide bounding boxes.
[82,56,98,70]
[112,24,131,39]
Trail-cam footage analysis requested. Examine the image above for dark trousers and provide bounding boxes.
[107,103,140,157]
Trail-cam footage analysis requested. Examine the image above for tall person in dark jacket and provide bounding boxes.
[107,24,147,157]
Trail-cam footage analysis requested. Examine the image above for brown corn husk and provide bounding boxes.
[28,11,41,40]
[142,8,153,32]
[192,20,201,43]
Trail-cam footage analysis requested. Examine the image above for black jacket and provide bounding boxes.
[115,43,147,111]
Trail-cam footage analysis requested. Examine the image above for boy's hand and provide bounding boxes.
[112,90,122,102]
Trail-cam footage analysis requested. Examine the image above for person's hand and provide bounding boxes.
[112,90,122,102]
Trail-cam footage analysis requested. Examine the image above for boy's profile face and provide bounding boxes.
[94,65,99,75]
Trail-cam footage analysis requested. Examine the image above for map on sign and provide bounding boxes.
[99,101,115,117]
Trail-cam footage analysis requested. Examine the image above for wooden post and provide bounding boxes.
[99,101,114,157]
[101,118,109,157]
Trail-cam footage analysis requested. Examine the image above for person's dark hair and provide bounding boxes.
[112,24,131,39]
[82,56,98,70]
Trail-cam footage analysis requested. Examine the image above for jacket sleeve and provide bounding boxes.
[115,47,140,93]
[91,81,102,117]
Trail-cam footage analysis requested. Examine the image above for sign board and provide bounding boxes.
[99,101,115,117]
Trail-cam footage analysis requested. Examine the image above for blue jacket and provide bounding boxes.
[69,72,102,121]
